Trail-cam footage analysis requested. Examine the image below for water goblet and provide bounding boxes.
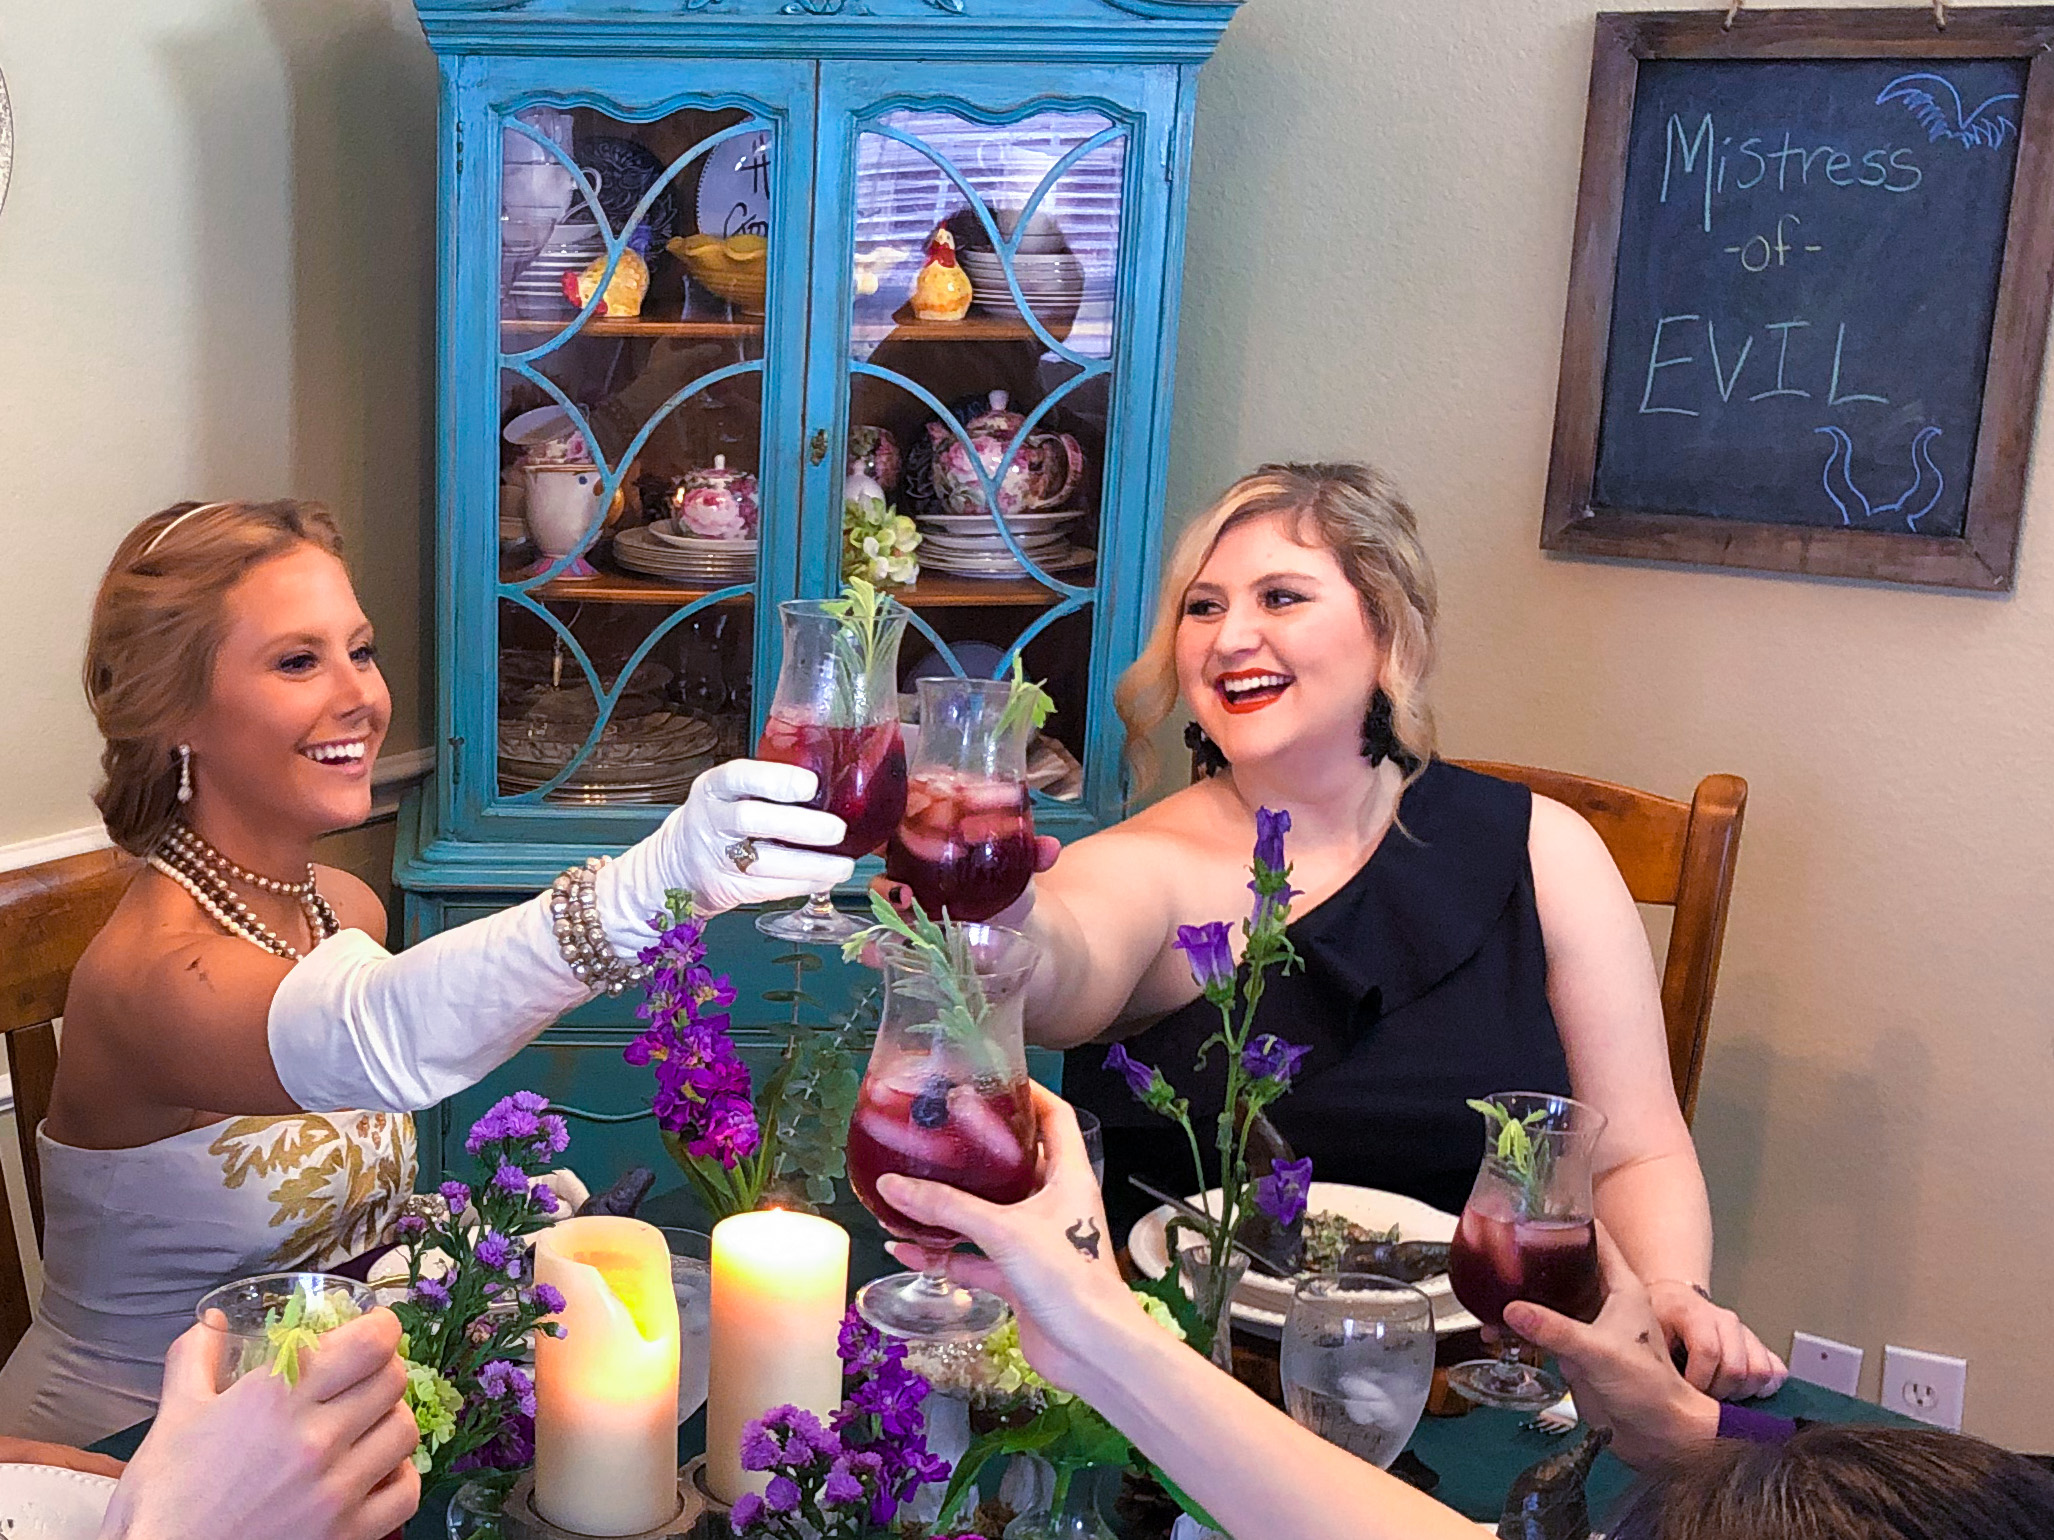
[1280,1273,1435,1469]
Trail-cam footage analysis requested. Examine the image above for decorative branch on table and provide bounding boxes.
[1102,807,1309,1360]
[387,1092,572,1485]
[728,1310,967,1540]
[625,890,867,1219]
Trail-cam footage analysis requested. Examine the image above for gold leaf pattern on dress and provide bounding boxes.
[209,1112,417,1270]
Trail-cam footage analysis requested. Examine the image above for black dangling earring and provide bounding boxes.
[1362,689,1420,773]
[1185,720,1228,778]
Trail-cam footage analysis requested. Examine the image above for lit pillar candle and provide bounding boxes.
[533,1217,681,1536]
[705,1209,850,1504]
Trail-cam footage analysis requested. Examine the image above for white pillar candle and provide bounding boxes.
[705,1209,850,1504]
[533,1217,681,1537]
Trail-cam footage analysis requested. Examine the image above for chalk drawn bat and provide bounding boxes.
[1877,74,2020,150]
[1813,424,1945,531]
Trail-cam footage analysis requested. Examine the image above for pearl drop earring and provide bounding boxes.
[177,744,193,804]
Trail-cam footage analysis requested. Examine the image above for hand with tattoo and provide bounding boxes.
[877,1083,1140,1399]
[1502,1225,1723,1469]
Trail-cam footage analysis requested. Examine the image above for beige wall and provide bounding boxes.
[1172,0,2054,1446]
[0,0,437,846]
[1,0,2047,1448]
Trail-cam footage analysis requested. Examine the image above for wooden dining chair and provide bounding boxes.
[1455,761,1747,1125]
[0,845,138,1368]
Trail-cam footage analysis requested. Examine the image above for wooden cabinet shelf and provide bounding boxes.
[509,551,1086,608]
[499,308,1048,345]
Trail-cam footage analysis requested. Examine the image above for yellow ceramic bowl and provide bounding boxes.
[669,233,768,315]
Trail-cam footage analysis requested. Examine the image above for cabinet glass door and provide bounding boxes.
[820,91,1148,827]
[490,95,798,812]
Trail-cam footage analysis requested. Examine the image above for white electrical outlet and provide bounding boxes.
[1881,1345,1967,1431]
[1790,1332,1863,1396]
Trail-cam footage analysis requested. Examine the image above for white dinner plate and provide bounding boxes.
[916,510,1083,534]
[0,1465,120,1538]
[644,520,758,553]
[1127,1182,1480,1338]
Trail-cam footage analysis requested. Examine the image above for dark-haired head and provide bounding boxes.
[1611,1424,2054,1540]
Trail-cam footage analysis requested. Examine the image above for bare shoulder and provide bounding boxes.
[1528,792,1618,878]
[315,863,386,943]
[66,872,289,1042]
[1053,781,1221,876]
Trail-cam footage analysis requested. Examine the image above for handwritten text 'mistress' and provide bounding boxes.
[1662,113,1923,233]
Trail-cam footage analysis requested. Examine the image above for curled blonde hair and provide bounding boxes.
[85,500,347,854]
[1115,462,1439,793]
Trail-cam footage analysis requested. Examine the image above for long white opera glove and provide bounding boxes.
[268,758,855,1114]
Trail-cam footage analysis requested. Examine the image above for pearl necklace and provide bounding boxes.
[149,823,338,961]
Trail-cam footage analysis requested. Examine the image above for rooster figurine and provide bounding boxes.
[563,224,651,319]
[910,225,972,322]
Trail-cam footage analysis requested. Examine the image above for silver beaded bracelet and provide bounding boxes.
[549,857,650,996]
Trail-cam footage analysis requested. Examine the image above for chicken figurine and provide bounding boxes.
[563,224,651,319]
[910,225,972,322]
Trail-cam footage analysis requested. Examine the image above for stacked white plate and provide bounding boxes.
[614,523,757,583]
[506,217,604,320]
[958,249,1086,323]
[913,507,1095,579]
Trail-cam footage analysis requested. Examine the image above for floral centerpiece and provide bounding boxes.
[1101,808,1309,1361]
[386,1092,573,1484]
[625,892,865,1221]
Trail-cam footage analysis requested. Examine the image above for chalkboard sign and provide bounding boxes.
[1544,11,2054,590]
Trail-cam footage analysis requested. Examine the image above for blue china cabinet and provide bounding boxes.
[397,0,1243,1183]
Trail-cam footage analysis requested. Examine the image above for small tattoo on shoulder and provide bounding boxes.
[1065,1217,1101,1260]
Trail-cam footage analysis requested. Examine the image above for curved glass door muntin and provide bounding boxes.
[477,81,808,822]
[811,84,1153,824]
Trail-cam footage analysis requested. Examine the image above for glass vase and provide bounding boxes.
[1176,1246,1249,1372]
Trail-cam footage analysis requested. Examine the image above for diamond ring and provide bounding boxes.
[725,837,759,873]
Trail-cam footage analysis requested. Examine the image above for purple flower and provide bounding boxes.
[528,1282,566,1317]
[778,1407,838,1464]
[395,1213,427,1238]
[821,1460,865,1507]
[493,1162,530,1196]
[1173,920,1235,996]
[729,1492,764,1531]
[1255,1155,1314,1227]
[762,1475,801,1515]
[1248,874,1303,927]
[465,1094,544,1154]
[533,1114,570,1160]
[1254,806,1291,871]
[1242,1034,1311,1085]
[474,1230,514,1272]
[439,1180,471,1211]
[739,1420,784,1472]
[528,1181,561,1215]
[477,1359,537,1417]
[410,1276,451,1310]
[1103,1042,1159,1102]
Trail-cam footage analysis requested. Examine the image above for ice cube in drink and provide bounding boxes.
[1448,1196,1602,1332]
[846,1065,1036,1249]
[756,710,907,857]
[884,769,1036,921]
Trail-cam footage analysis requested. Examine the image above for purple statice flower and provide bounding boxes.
[527,1282,566,1317]
[395,1213,427,1238]
[762,1475,801,1515]
[528,1180,560,1215]
[474,1230,514,1272]
[453,1411,534,1474]
[1255,1155,1314,1227]
[410,1276,451,1310]
[1242,1034,1311,1086]
[493,1162,530,1197]
[476,1359,537,1418]
[439,1180,471,1211]
[532,1114,570,1161]
[729,1493,764,1531]
[1253,806,1292,871]
[465,1093,545,1154]
[778,1407,839,1464]
[738,1419,784,1472]
[1173,920,1235,996]
[821,1459,865,1508]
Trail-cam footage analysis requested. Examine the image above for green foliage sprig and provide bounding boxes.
[1466,1098,1558,1218]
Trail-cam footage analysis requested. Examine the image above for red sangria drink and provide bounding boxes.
[754,588,908,945]
[885,770,1035,922]
[757,710,908,860]
[846,1067,1036,1248]
[1445,1092,1609,1410]
[850,921,1042,1342]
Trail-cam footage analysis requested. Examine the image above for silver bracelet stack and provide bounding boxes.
[549,857,650,996]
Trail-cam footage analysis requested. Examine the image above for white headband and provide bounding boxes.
[140,501,232,557]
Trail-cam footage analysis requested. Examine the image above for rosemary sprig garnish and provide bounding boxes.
[995,654,1056,742]
[817,576,896,725]
[1466,1098,1557,1218]
[844,891,990,1044]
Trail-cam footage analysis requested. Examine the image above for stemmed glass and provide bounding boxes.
[1280,1273,1436,1469]
[846,923,1042,1340]
[884,675,1039,922]
[194,1272,376,1389]
[753,594,909,943]
[1445,1091,1608,1410]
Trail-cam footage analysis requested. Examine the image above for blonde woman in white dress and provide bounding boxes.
[0,498,854,1444]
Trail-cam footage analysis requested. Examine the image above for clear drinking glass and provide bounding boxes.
[1280,1273,1435,1469]
[754,596,909,943]
[883,676,1038,922]
[1445,1092,1608,1410]
[194,1272,377,1390]
[847,925,1041,1340]
[1073,1107,1103,1187]
[658,1227,713,1424]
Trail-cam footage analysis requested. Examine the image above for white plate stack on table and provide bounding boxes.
[1127,1182,1481,1338]
[613,521,757,583]
[912,508,1095,580]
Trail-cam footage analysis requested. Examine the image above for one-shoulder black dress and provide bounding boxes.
[1065,759,1572,1237]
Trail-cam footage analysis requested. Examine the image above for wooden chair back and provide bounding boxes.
[0,846,138,1367]
[1455,762,1747,1125]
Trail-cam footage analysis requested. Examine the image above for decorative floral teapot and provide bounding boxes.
[671,454,759,540]
[926,391,1085,520]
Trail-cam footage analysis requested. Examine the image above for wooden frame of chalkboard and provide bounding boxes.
[1544,9,2054,590]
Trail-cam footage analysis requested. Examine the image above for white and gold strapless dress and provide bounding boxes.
[0,1110,414,1445]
